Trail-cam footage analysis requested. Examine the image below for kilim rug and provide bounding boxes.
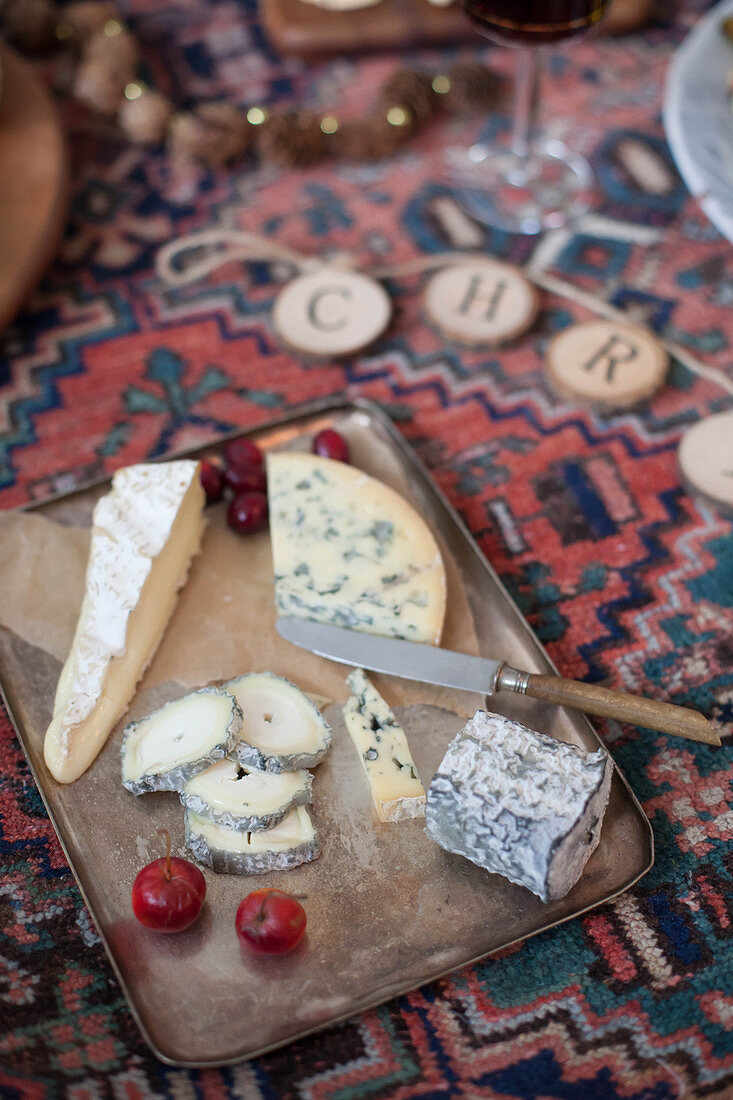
[1,0,732,1096]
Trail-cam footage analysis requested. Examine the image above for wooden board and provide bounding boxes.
[260,0,474,59]
[0,43,69,332]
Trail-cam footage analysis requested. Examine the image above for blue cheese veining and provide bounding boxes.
[343,669,426,822]
[267,452,446,645]
[425,711,613,903]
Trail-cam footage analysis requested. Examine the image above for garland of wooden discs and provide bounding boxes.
[0,0,499,169]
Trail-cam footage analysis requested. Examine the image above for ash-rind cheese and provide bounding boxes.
[267,453,447,645]
[343,669,425,822]
[425,712,613,903]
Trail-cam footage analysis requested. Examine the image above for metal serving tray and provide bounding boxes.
[0,397,653,1067]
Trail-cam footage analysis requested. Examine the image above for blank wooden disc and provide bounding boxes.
[678,411,733,516]
[546,320,668,410]
[272,268,392,358]
[424,259,539,346]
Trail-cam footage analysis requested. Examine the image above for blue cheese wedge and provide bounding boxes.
[44,460,206,784]
[185,805,319,874]
[425,711,613,903]
[180,758,313,831]
[267,452,446,645]
[343,669,426,822]
[225,671,332,772]
[121,687,241,794]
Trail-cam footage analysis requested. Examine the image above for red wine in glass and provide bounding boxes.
[448,0,610,232]
[464,0,610,45]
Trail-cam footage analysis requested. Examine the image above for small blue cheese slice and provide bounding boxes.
[343,669,426,822]
[425,711,613,903]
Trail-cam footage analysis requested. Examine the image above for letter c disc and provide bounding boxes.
[273,269,392,358]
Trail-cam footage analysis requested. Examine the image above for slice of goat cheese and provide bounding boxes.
[121,687,242,794]
[180,758,313,830]
[425,711,613,903]
[185,805,319,874]
[225,671,332,772]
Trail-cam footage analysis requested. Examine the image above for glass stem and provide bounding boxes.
[511,49,540,164]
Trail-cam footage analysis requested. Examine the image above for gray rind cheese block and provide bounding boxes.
[425,711,613,903]
[121,687,242,795]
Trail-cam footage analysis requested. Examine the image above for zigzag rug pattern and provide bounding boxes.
[1,0,732,1095]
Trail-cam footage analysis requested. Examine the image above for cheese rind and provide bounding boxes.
[44,461,205,784]
[425,711,613,903]
[225,671,332,773]
[343,669,426,822]
[180,758,313,830]
[267,453,446,645]
[185,805,319,874]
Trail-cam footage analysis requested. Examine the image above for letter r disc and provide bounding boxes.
[424,259,539,346]
[273,269,392,358]
[546,320,668,411]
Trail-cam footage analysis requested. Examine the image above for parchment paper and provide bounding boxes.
[0,434,481,718]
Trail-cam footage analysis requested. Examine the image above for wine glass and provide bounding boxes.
[449,0,611,234]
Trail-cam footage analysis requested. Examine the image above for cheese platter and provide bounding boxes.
[0,397,653,1067]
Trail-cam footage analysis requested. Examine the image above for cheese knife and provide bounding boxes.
[275,617,720,746]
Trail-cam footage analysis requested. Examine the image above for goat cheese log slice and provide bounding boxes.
[185,805,319,874]
[267,452,447,645]
[343,669,426,822]
[180,758,313,830]
[121,687,242,794]
[224,671,332,772]
[44,461,206,784]
[425,711,613,903]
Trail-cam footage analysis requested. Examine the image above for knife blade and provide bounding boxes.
[276,616,502,694]
[275,616,720,746]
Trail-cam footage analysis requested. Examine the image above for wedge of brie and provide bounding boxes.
[185,805,319,874]
[180,758,313,830]
[225,671,332,772]
[44,461,206,784]
[121,687,242,794]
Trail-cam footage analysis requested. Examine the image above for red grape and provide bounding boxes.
[312,429,349,463]
[227,491,268,535]
[131,830,205,933]
[224,438,264,470]
[235,889,306,955]
[223,463,267,495]
[200,460,224,504]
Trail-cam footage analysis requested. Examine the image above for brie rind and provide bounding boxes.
[267,452,447,645]
[180,758,313,830]
[224,671,332,772]
[121,687,242,794]
[185,805,319,874]
[44,460,205,784]
[343,669,426,822]
[425,711,614,903]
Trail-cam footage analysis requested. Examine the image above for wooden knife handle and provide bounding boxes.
[518,673,720,745]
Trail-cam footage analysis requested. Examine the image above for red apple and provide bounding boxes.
[235,889,306,955]
[131,830,206,933]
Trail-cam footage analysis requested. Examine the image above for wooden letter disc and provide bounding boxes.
[272,268,392,358]
[424,259,539,346]
[545,320,668,411]
[678,411,733,517]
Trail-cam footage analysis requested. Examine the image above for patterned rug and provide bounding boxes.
[1,1,732,1096]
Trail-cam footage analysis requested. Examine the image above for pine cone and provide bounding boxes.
[378,68,436,128]
[168,103,249,168]
[257,111,325,169]
[330,116,403,161]
[443,62,499,113]
[1,0,60,54]
[60,3,120,44]
[73,55,129,114]
[119,87,174,145]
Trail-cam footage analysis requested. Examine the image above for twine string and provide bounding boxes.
[155,230,733,397]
